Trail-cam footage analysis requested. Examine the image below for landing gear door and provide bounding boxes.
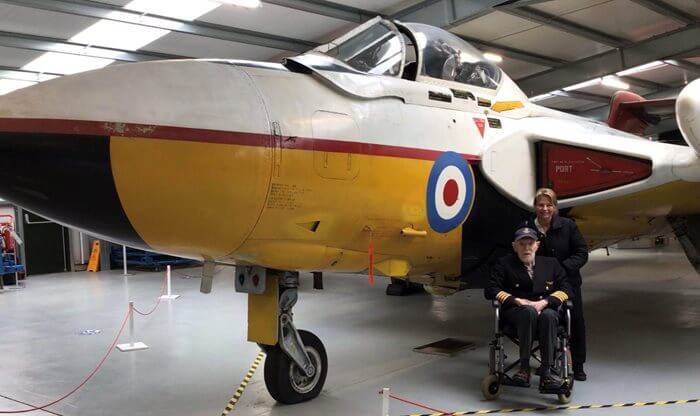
[481,132,536,209]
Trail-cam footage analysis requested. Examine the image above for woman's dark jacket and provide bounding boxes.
[523,215,589,287]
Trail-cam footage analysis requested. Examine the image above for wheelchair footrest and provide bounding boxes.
[539,384,572,395]
[500,377,530,388]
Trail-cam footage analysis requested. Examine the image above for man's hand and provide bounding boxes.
[532,299,548,314]
[514,298,531,307]
[515,298,547,313]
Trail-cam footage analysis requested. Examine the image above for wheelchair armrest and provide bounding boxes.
[491,300,502,335]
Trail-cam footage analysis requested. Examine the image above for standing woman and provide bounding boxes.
[524,188,589,381]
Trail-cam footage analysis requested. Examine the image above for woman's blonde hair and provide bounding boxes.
[534,188,558,213]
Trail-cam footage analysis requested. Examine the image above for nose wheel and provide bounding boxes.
[264,329,327,403]
[250,271,328,404]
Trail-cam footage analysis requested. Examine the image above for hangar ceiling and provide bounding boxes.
[0,0,697,121]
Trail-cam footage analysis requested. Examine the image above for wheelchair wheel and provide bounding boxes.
[557,390,572,404]
[556,376,574,404]
[481,374,501,400]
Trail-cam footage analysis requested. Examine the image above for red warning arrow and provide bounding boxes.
[473,118,486,138]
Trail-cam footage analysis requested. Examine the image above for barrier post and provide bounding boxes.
[159,265,180,300]
[382,387,390,416]
[122,245,132,276]
[116,302,149,352]
[79,232,85,264]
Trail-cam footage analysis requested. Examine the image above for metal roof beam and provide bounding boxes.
[389,0,553,22]
[552,90,610,104]
[628,0,697,25]
[618,75,668,91]
[517,24,700,96]
[0,0,317,52]
[0,30,183,62]
[665,59,700,74]
[0,65,62,80]
[576,84,688,119]
[263,0,378,23]
[498,6,627,47]
[390,0,506,28]
[460,35,565,67]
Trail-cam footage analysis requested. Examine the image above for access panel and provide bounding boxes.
[538,142,652,198]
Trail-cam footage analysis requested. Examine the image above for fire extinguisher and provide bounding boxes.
[2,226,14,253]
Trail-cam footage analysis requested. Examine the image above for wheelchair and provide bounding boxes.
[481,300,574,404]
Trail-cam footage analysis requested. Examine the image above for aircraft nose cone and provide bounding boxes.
[0,120,145,246]
[0,60,273,259]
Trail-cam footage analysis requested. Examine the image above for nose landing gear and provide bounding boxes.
[264,329,327,403]
[240,268,327,404]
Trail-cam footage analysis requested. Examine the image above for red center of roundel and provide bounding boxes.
[443,179,459,207]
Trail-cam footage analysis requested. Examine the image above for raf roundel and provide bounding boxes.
[426,152,476,233]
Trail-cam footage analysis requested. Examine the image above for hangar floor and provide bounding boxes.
[1,246,700,416]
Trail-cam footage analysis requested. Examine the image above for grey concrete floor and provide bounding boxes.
[1,247,700,416]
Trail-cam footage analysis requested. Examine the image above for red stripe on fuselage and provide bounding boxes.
[0,118,481,163]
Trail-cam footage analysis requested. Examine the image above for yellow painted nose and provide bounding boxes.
[111,133,273,260]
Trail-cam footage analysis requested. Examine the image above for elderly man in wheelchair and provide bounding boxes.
[483,226,574,403]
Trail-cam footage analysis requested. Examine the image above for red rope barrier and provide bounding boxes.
[132,272,168,316]
[379,391,449,414]
[1,269,172,413]
[0,394,63,416]
[0,307,132,414]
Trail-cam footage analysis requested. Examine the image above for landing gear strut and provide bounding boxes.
[262,272,328,404]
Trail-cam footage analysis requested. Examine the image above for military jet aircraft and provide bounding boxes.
[0,17,698,403]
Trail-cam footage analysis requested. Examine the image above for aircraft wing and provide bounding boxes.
[483,79,700,258]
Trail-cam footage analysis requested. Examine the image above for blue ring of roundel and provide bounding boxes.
[426,151,476,233]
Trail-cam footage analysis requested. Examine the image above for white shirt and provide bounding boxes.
[534,218,547,235]
[524,258,535,279]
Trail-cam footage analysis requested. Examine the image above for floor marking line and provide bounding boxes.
[398,395,700,415]
[220,351,266,416]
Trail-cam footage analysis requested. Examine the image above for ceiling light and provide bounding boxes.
[601,75,630,90]
[125,0,221,21]
[0,70,58,83]
[36,73,60,82]
[563,78,601,91]
[529,92,554,102]
[214,0,261,8]
[101,10,176,30]
[616,61,664,77]
[483,52,503,63]
[23,52,114,75]
[0,79,37,96]
[71,19,169,51]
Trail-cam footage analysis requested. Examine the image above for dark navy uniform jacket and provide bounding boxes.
[523,215,589,287]
[484,254,572,310]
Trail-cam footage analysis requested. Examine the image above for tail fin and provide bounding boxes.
[607,91,675,135]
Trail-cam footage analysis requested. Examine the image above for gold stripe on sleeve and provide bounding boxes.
[551,291,568,302]
[496,291,511,303]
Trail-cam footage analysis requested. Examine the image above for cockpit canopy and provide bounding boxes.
[312,17,502,90]
[406,23,502,89]
[321,19,404,77]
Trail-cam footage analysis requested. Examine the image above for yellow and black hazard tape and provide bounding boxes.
[403,398,700,416]
[221,351,266,416]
